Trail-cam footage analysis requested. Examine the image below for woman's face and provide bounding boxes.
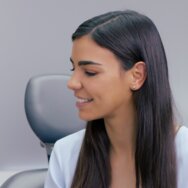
[67,36,134,121]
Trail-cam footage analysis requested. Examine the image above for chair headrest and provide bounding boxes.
[25,75,86,143]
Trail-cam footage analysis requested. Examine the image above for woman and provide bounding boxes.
[45,10,188,188]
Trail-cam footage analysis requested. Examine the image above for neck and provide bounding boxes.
[104,109,137,158]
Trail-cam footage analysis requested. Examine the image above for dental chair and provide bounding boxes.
[1,75,85,188]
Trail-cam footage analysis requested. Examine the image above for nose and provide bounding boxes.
[67,73,82,91]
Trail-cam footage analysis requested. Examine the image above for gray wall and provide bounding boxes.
[0,0,187,171]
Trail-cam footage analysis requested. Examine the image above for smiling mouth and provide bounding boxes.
[76,97,94,103]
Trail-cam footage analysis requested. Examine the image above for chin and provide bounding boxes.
[79,112,100,121]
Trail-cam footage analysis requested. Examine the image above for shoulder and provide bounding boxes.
[175,126,188,187]
[175,126,188,152]
[54,129,86,162]
[45,129,86,188]
[55,129,86,148]
[175,126,188,159]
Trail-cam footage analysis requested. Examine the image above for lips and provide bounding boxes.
[76,97,93,103]
[75,97,94,108]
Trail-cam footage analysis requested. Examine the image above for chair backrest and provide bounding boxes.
[25,74,86,145]
[0,169,47,188]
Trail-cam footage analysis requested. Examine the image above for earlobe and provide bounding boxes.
[131,61,147,90]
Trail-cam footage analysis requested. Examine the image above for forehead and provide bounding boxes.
[71,36,120,66]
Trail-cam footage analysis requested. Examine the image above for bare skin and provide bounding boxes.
[110,151,136,188]
[105,107,137,188]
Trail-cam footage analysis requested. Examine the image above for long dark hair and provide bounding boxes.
[70,10,177,188]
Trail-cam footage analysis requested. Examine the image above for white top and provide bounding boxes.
[44,126,188,188]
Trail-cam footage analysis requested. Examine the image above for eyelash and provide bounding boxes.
[70,68,97,77]
[85,71,97,76]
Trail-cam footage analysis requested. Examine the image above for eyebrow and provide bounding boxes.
[70,58,101,66]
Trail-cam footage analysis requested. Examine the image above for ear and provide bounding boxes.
[130,61,147,91]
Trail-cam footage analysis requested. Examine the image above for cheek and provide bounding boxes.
[102,80,132,107]
[83,73,132,103]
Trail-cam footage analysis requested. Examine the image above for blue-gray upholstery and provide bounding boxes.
[1,75,86,188]
[25,74,85,158]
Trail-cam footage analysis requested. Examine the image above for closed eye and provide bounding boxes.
[85,71,97,76]
[70,67,96,76]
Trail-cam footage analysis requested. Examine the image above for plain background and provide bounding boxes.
[0,0,187,171]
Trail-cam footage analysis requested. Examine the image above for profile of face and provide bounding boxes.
[67,36,146,121]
